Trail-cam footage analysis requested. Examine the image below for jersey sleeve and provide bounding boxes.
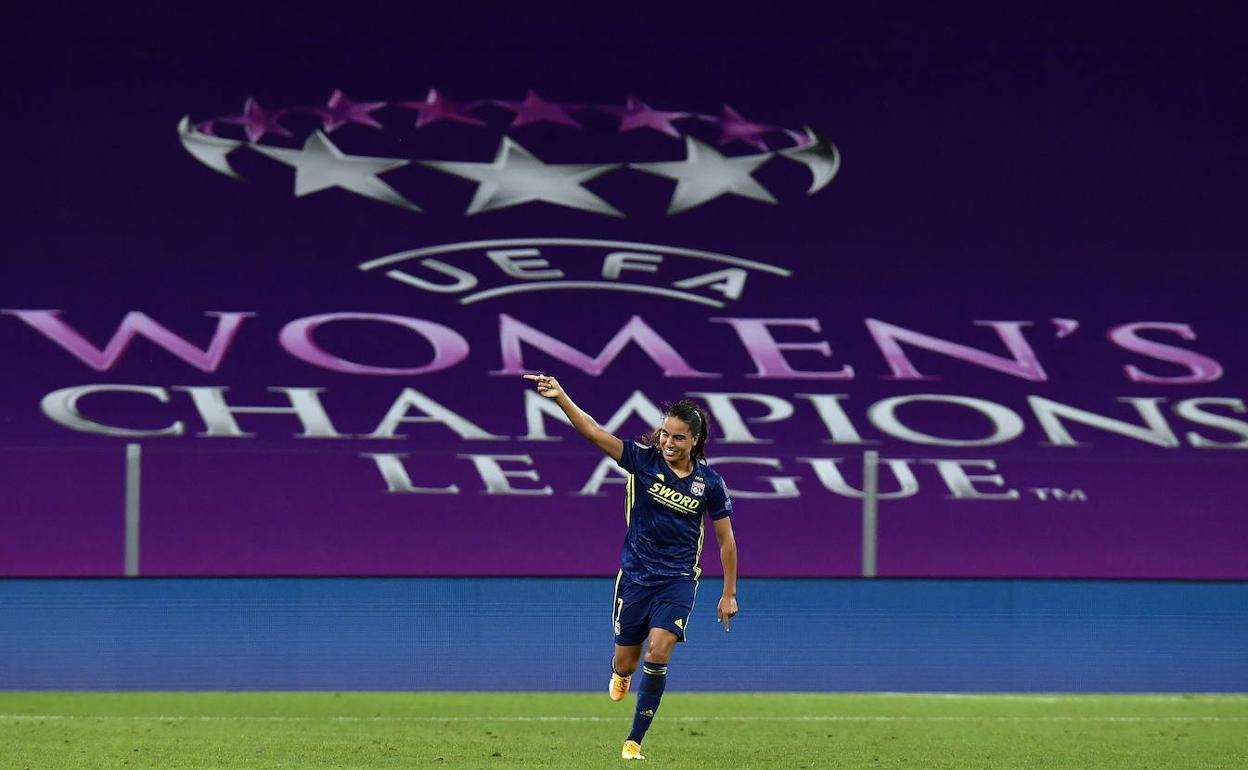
[706,472,733,520]
[616,440,653,475]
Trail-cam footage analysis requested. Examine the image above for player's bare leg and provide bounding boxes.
[610,643,641,701]
[642,627,677,664]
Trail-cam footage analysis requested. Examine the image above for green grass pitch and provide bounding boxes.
[2,692,1245,769]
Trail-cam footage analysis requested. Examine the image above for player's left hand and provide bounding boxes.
[717,595,738,632]
[522,373,564,399]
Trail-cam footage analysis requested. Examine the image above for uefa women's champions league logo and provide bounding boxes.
[177,88,840,218]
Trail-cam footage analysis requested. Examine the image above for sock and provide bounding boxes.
[627,661,667,744]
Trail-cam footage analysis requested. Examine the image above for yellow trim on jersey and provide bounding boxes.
[693,519,706,580]
[625,475,635,526]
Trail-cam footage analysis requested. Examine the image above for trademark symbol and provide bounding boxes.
[1028,487,1087,502]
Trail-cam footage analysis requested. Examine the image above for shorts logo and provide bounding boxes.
[691,481,705,497]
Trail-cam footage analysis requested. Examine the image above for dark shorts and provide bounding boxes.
[612,572,698,646]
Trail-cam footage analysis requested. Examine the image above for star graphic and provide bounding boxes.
[707,105,776,152]
[177,116,244,180]
[601,96,690,138]
[249,130,420,212]
[311,89,386,132]
[783,128,808,146]
[222,97,293,144]
[494,89,583,128]
[631,136,776,214]
[421,136,622,216]
[400,89,485,127]
[779,127,840,194]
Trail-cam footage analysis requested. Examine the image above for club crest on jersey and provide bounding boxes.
[691,481,706,497]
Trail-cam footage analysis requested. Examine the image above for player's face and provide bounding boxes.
[658,415,693,469]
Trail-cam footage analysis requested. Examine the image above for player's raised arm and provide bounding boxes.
[523,374,624,461]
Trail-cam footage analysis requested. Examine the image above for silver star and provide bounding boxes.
[422,137,623,217]
[780,127,840,194]
[177,116,244,180]
[630,137,776,214]
[249,130,420,212]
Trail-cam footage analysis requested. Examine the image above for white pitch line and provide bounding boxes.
[0,715,1245,723]
[878,694,1241,703]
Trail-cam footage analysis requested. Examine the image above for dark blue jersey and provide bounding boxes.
[615,440,733,586]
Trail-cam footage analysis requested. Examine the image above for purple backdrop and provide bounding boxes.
[2,8,1245,577]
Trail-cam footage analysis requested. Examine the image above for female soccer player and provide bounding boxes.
[524,373,738,761]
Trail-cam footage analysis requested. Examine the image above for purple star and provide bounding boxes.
[494,89,583,128]
[399,89,485,128]
[194,119,219,136]
[311,89,386,133]
[708,105,776,152]
[222,97,293,144]
[601,96,689,138]
[784,128,813,147]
